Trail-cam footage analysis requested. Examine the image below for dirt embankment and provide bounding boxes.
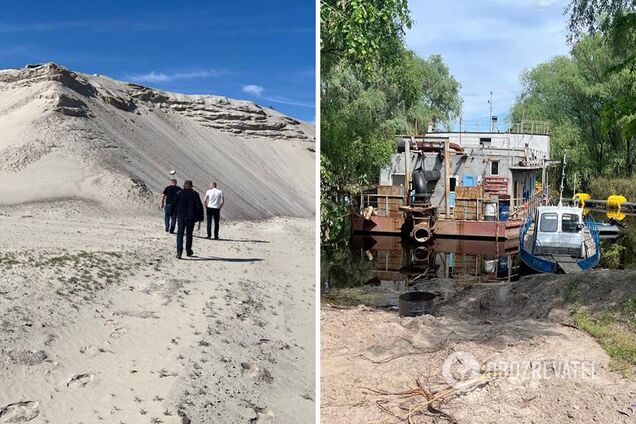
[322,270,636,424]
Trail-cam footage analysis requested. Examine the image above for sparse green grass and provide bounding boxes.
[567,294,636,378]
[0,252,19,269]
[14,250,144,301]
[623,295,636,327]
[572,308,636,378]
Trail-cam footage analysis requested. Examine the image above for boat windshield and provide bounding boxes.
[562,213,579,233]
[539,213,558,232]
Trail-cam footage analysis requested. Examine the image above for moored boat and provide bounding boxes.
[520,205,600,273]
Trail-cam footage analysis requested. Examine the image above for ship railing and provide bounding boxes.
[444,187,548,222]
[509,120,550,135]
[358,192,406,217]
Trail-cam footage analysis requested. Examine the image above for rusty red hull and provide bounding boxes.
[350,215,403,234]
[352,214,523,240]
[433,219,521,240]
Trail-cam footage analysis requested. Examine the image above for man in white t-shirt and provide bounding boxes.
[203,182,224,239]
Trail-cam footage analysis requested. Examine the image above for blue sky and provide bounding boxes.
[0,0,316,122]
[406,0,569,130]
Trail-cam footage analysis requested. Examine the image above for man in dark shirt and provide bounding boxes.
[174,180,204,259]
[161,179,181,233]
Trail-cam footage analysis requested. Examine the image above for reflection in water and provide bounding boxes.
[321,236,521,307]
[353,236,521,286]
[321,210,636,308]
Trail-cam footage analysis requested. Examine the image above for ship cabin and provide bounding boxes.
[353,122,553,239]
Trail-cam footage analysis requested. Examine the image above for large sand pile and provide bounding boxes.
[0,63,316,423]
[0,63,315,219]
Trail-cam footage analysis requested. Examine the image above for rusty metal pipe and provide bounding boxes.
[397,140,464,154]
[411,223,432,244]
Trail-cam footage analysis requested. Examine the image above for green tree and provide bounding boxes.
[320,0,461,242]
[567,0,636,168]
[511,34,636,185]
[321,0,412,75]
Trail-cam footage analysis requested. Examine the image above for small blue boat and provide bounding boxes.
[520,205,600,273]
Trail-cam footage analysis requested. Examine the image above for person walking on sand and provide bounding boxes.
[174,180,204,259]
[203,182,224,240]
[161,178,181,233]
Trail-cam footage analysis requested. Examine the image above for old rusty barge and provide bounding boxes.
[351,123,555,242]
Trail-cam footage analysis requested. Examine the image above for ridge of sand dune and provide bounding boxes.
[0,63,315,219]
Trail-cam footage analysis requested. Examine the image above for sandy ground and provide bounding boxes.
[0,202,315,423]
[321,273,636,424]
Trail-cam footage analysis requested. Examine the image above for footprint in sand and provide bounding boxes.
[109,327,127,338]
[0,401,39,422]
[240,362,259,378]
[66,373,94,388]
[241,363,274,384]
[79,345,108,356]
[258,368,274,384]
[250,407,274,423]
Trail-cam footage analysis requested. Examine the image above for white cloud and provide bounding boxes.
[241,84,313,108]
[126,69,221,83]
[242,84,265,96]
[261,95,314,108]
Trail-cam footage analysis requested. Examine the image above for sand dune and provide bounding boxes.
[0,63,316,423]
[0,63,315,219]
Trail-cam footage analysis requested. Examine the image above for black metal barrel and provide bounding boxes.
[398,291,435,317]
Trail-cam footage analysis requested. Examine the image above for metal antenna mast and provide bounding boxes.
[558,153,567,207]
[488,91,493,131]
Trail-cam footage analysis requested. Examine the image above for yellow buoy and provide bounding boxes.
[573,192,590,208]
[607,195,627,209]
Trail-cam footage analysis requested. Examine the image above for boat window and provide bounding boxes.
[491,161,499,175]
[562,213,580,233]
[539,213,558,232]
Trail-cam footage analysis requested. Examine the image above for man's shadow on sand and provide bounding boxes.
[186,255,263,262]
[192,235,270,244]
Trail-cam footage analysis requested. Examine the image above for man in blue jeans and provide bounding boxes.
[174,180,204,259]
[161,179,181,233]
